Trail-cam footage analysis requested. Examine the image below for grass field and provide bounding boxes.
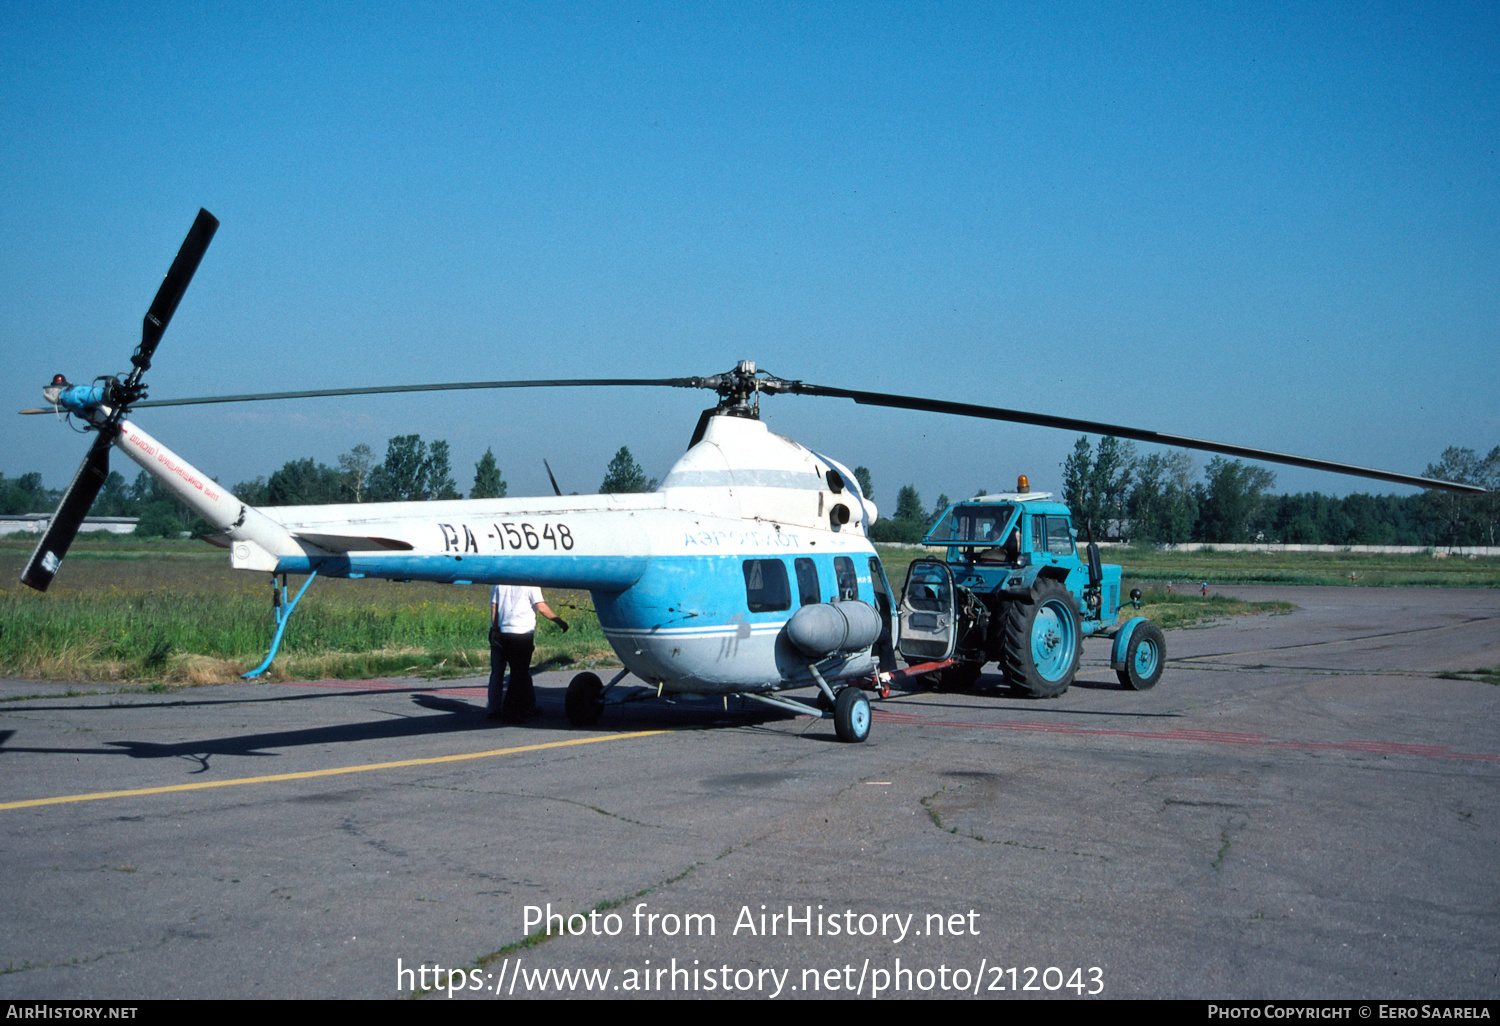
[0,536,610,685]
[2,535,1494,687]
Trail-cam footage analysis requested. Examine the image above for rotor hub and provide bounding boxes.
[695,359,803,419]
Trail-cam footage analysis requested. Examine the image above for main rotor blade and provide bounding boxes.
[105,365,1483,495]
[20,432,113,592]
[131,377,701,408]
[133,208,220,377]
[784,382,1487,496]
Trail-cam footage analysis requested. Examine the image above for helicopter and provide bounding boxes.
[19,209,1487,743]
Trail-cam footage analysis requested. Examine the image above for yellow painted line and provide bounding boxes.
[0,731,667,812]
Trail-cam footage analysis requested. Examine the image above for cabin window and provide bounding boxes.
[743,559,791,613]
[794,557,821,607]
[1046,517,1075,556]
[834,556,859,601]
[869,557,893,617]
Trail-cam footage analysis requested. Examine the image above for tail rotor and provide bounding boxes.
[20,208,219,592]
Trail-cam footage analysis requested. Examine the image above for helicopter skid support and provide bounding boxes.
[600,667,632,696]
[805,663,839,707]
[738,691,831,720]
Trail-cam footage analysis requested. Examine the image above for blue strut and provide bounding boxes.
[242,570,318,680]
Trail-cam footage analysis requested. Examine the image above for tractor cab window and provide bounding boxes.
[743,559,791,613]
[794,557,820,607]
[903,562,952,611]
[1046,517,1075,556]
[834,556,859,601]
[926,504,1017,545]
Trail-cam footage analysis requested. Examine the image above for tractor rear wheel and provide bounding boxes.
[1000,580,1082,698]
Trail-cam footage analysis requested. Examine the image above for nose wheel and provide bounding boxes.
[834,685,871,743]
[565,672,605,726]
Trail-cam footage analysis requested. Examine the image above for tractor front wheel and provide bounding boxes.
[1116,621,1166,691]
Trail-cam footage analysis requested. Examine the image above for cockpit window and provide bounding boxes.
[834,556,859,601]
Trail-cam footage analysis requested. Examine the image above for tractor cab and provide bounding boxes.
[893,477,1161,698]
[921,489,1124,633]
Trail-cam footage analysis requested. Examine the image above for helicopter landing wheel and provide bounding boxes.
[565,671,604,727]
[834,686,871,743]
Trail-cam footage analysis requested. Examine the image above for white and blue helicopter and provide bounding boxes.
[20,210,1485,742]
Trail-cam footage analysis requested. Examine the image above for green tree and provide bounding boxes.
[232,476,271,506]
[1062,436,1101,530]
[367,435,428,501]
[471,447,508,499]
[0,472,53,515]
[893,484,924,524]
[865,483,927,543]
[133,502,185,538]
[1063,435,1135,537]
[1128,453,1168,543]
[853,466,874,500]
[365,435,460,501]
[128,471,210,536]
[337,444,375,503]
[600,447,654,493]
[89,471,132,517]
[427,440,460,500]
[926,493,951,528]
[267,458,346,505]
[1129,451,1197,544]
[1196,458,1276,542]
[1420,446,1500,546]
[1092,436,1136,540]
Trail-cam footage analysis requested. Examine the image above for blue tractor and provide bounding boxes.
[896,478,1164,697]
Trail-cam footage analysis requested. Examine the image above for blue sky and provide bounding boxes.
[4,2,1496,508]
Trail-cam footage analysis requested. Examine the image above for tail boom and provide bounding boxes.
[113,419,301,570]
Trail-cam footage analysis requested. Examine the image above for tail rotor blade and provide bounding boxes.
[21,432,113,592]
[134,208,219,375]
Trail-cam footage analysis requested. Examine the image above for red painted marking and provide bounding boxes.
[125,430,157,457]
[870,709,1499,763]
[264,682,1499,762]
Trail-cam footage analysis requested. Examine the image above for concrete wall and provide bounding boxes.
[0,515,138,536]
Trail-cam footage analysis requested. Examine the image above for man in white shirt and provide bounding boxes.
[489,584,568,721]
